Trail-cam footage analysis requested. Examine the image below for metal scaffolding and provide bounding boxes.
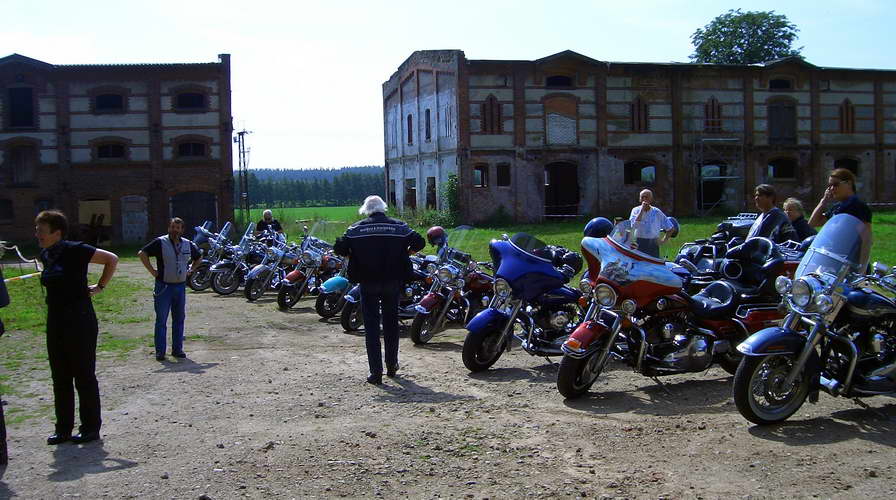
[693,136,744,216]
[234,129,252,224]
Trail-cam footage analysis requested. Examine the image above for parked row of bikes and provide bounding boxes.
[187,212,896,425]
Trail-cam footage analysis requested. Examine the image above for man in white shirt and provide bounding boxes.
[629,189,674,258]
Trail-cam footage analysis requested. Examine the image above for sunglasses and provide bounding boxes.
[827,181,842,188]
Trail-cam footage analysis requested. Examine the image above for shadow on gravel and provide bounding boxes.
[48,443,137,482]
[562,376,734,416]
[468,362,559,383]
[153,359,220,374]
[340,325,412,338]
[0,464,11,500]
[411,341,463,353]
[747,403,896,448]
[373,377,476,404]
[278,306,315,315]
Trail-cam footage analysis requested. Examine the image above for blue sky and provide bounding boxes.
[3,0,893,169]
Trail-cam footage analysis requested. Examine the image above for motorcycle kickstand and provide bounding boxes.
[853,398,889,420]
[652,376,672,395]
[544,356,558,367]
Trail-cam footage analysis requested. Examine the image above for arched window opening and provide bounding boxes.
[480,95,502,134]
[631,95,648,133]
[768,98,796,145]
[769,78,793,90]
[544,96,577,145]
[95,94,125,113]
[704,97,722,133]
[839,99,855,134]
[177,142,207,158]
[624,161,656,185]
[175,92,206,110]
[767,158,797,180]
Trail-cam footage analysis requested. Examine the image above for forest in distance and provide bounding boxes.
[234,166,385,208]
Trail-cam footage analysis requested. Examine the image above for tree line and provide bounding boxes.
[235,169,385,208]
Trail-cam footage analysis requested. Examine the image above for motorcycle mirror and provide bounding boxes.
[303,225,309,234]
[500,233,509,240]
[872,262,890,276]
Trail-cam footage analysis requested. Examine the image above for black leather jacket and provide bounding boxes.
[333,213,425,284]
[747,207,797,244]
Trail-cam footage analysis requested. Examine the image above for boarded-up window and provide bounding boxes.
[496,163,511,187]
[544,96,577,144]
[8,145,37,184]
[425,109,432,141]
[624,161,656,185]
[405,178,416,210]
[426,177,436,209]
[631,95,648,133]
[768,99,796,145]
[95,94,125,113]
[767,158,797,179]
[838,99,855,134]
[175,92,206,110]
[407,114,414,144]
[389,179,397,207]
[480,95,502,134]
[704,97,722,133]
[473,165,488,188]
[177,142,207,158]
[7,87,35,127]
[769,78,793,90]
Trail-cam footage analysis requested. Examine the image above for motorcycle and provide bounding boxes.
[277,221,343,310]
[314,260,352,319]
[732,213,896,425]
[339,253,437,332]
[209,222,266,295]
[674,213,758,291]
[188,221,233,291]
[556,229,799,399]
[244,230,299,302]
[409,226,495,345]
[461,233,583,372]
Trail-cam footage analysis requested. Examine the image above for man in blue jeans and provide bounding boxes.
[334,195,425,384]
[138,218,201,361]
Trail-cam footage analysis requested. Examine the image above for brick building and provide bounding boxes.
[383,50,896,222]
[0,53,233,244]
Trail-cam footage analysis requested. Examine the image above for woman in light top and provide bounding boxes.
[628,189,674,258]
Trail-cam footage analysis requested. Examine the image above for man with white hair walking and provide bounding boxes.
[334,195,425,385]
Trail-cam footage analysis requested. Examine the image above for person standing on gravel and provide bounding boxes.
[333,195,425,385]
[35,210,119,445]
[139,217,202,362]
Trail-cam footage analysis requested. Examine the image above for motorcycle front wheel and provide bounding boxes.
[733,354,810,425]
[315,292,343,318]
[187,263,212,291]
[409,311,441,345]
[340,301,364,332]
[557,351,610,399]
[277,285,303,310]
[462,327,506,372]
[244,276,267,302]
[212,271,240,295]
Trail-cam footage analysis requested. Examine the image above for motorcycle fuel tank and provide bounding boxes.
[581,236,682,307]
[321,276,349,294]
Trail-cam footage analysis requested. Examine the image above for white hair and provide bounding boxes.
[639,189,653,200]
[263,209,273,218]
[359,195,388,216]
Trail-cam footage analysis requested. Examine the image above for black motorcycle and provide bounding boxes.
[209,223,265,295]
[188,221,233,291]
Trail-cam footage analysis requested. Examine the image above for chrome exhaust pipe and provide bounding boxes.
[819,375,841,396]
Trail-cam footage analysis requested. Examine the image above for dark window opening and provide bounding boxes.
[404,178,416,210]
[177,142,207,157]
[407,114,413,144]
[768,100,796,145]
[95,94,124,112]
[425,109,431,141]
[767,158,797,179]
[704,97,722,132]
[7,145,37,184]
[496,163,511,187]
[97,143,126,159]
[480,95,502,134]
[698,162,727,210]
[426,176,436,210]
[769,78,793,90]
[473,165,488,188]
[388,180,397,207]
[834,158,859,175]
[175,92,206,110]
[546,75,573,88]
[0,199,12,223]
[839,99,855,134]
[624,161,656,185]
[34,198,53,214]
[631,95,648,133]
[7,87,35,127]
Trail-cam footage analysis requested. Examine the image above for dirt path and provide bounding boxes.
[1,261,895,499]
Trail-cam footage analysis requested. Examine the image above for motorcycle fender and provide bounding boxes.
[344,285,361,303]
[246,264,269,280]
[284,269,305,284]
[465,308,510,335]
[736,327,805,356]
[209,261,235,273]
[415,292,444,314]
[563,320,609,353]
[321,276,349,294]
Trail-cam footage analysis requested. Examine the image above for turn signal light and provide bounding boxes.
[564,338,582,350]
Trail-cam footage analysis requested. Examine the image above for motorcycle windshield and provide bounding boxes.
[796,213,870,279]
[239,222,256,252]
[509,233,549,256]
[219,221,233,241]
[441,225,474,264]
[303,220,340,251]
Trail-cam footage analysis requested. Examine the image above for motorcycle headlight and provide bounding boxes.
[438,266,457,283]
[494,278,511,296]
[791,278,813,308]
[814,294,834,314]
[426,263,438,274]
[595,284,617,307]
[301,251,314,265]
[775,276,792,295]
[579,279,593,295]
[455,278,465,289]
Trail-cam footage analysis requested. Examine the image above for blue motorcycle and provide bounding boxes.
[314,260,351,318]
[461,233,583,372]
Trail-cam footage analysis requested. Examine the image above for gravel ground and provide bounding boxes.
[1,261,895,499]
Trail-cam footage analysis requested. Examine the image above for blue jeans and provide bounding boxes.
[360,281,401,376]
[154,281,186,355]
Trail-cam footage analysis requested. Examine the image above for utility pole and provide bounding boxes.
[234,129,252,224]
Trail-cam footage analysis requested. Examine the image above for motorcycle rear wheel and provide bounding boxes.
[187,263,212,291]
[340,301,364,332]
[244,277,267,302]
[462,327,505,372]
[212,271,240,295]
[409,312,440,345]
[277,286,303,310]
[733,354,810,425]
[557,351,608,399]
[315,292,343,318]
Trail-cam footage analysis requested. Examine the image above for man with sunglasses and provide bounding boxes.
[809,168,872,228]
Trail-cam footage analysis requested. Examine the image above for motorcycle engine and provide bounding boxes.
[534,305,576,340]
[645,316,713,372]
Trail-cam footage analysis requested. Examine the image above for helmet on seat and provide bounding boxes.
[583,217,613,238]
[559,251,584,274]
[426,226,446,246]
[665,217,680,238]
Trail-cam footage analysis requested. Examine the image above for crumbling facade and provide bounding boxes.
[383,50,896,222]
[0,53,233,243]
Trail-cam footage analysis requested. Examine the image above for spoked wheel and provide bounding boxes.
[212,271,240,295]
[557,350,610,399]
[461,327,506,372]
[277,286,303,310]
[315,292,343,318]
[733,354,810,425]
[340,301,364,332]
[409,312,441,345]
[244,276,267,302]
[187,263,212,291]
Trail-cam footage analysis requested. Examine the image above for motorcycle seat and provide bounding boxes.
[686,281,739,319]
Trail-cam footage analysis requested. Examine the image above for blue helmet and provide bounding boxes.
[583,217,613,238]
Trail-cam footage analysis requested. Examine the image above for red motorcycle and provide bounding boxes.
[556,230,799,399]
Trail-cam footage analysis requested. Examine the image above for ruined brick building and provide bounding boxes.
[383,50,896,222]
[0,53,232,243]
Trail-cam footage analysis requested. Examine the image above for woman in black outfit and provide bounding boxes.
[782,197,817,242]
[36,210,118,445]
